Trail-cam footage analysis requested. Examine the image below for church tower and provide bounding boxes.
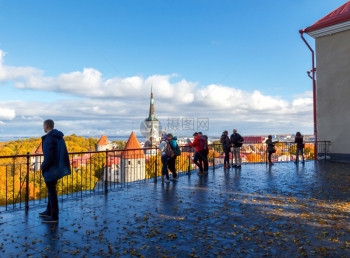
[121,132,145,183]
[141,88,162,147]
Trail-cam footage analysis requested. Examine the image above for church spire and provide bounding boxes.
[147,86,157,121]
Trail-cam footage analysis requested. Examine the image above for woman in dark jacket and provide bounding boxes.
[220,131,231,169]
[294,132,305,164]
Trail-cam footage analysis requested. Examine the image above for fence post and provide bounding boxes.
[154,149,158,183]
[187,155,191,175]
[25,152,30,212]
[212,151,215,172]
[104,149,108,194]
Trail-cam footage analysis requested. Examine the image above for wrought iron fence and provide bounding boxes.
[210,140,329,165]
[0,141,330,212]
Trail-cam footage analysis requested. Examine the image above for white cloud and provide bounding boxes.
[0,106,16,120]
[0,48,314,136]
[0,50,44,83]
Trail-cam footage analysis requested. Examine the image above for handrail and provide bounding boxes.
[0,141,331,212]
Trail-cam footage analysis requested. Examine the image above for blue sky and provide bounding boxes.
[0,0,347,138]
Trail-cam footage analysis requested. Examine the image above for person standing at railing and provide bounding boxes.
[294,132,305,164]
[168,134,180,180]
[220,131,231,169]
[188,132,205,175]
[159,134,173,183]
[265,135,278,166]
[40,119,71,223]
[230,129,244,168]
[198,132,209,174]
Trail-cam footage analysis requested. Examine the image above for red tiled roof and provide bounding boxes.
[305,1,350,33]
[97,135,109,146]
[34,143,42,154]
[121,132,145,159]
[243,136,265,143]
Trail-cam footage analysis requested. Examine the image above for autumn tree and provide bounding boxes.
[212,140,223,153]
[112,140,127,150]
[246,153,264,163]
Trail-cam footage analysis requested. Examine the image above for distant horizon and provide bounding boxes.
[0,132,315,143]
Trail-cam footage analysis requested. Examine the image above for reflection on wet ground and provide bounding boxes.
[1,161,349,257]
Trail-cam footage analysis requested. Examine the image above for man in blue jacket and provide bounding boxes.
[230,129,244,168]
[39,119,71,223]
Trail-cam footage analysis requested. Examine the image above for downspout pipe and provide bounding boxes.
[299,29,318,159]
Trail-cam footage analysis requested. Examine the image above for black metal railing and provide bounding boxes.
[0,141,330,212]
[210,140,329,164]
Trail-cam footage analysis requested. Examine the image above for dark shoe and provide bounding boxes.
[236,165,241,168]
[203,170,208,174]
[233,165,237,168]
[41,216,58,223]
[39,211,51,217]
[197,171,203,176]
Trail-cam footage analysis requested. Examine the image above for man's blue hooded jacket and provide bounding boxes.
[41,129,71,182]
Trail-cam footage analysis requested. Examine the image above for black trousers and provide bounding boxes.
[167,156,177,178]
[223,148,230,166]
[200,150,209,171]
[194,152,203,171]
[268,151,273,163]
[45,180,58,219]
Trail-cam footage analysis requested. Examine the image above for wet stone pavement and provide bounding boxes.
[1,161,350,257]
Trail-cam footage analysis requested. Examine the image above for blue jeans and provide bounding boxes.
[296,148,304,162]
[161,154,170,180]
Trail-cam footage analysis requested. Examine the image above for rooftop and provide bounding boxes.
[1,161,350,257]
[121,131,145,159]
[305,1,350,33]
[97,135,109,146]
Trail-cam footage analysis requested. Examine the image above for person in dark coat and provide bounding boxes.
[198,132,209,173]
[294,132,305,164]
[220,131,231,169]
[168,134,179,180]
[40,119,71,223]
[265,135,278,166]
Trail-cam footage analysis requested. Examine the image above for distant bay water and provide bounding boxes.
[0,135,147,143]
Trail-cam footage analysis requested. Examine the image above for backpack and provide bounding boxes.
[165,141,175,158]
[174,143,181,156]
[198,136,207,151]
